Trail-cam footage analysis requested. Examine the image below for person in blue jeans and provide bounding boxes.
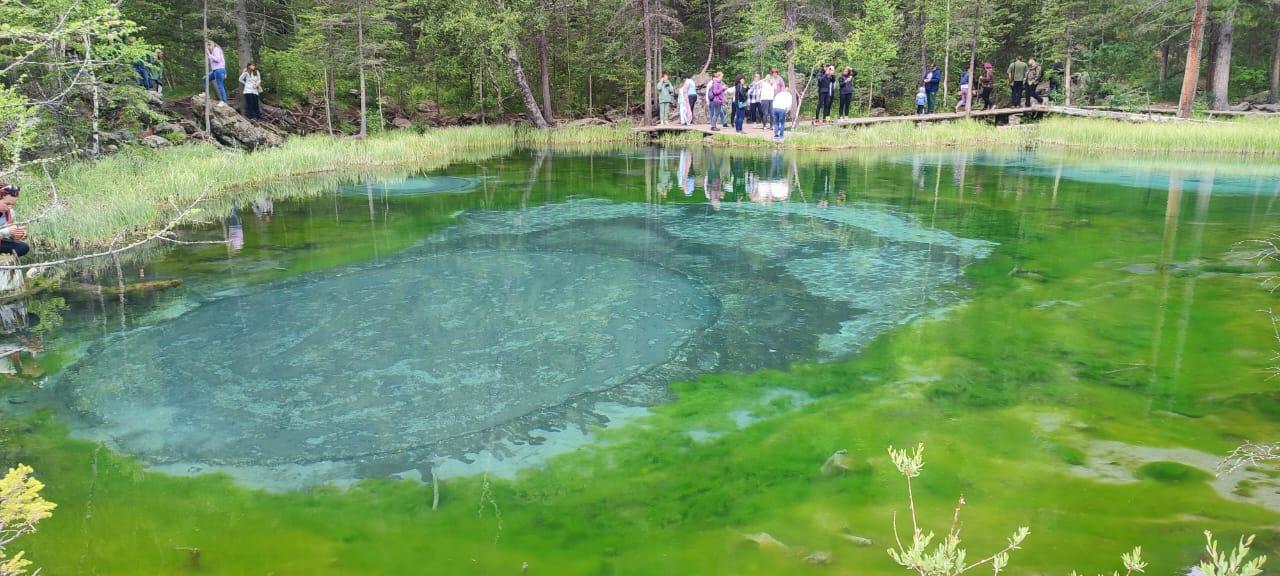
[205,40,228,102]
[733,76,748,133]
[707,72,726,131]
[771,88,793,141]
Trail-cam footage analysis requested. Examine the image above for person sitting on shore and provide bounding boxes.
[0,184,30,257]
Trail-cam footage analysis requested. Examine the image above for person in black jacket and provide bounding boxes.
[813,65,836,125]
[838,67,857,118]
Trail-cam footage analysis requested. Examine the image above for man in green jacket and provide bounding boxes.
[1007,56,1028,108]
[1023,57,1043,106]
[657,73,675,125]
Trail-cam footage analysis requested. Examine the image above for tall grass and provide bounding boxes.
[1033,116,1280,155]
[23,124,645,252]
[705,119,1030,150]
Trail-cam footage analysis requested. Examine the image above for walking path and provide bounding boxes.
[635,104,1219,142]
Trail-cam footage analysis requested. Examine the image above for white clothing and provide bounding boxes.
[757,79,775,101]
[238,70,262,95]
[772,91,793,112]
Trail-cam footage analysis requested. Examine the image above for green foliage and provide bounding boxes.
[841,0,900,108]
[1135,461,1212,484]
[0,464,55,576]
[1196,532,1267,576]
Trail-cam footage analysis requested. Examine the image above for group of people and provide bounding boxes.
[133,41,264,120]
[655,68,798,141]
[918,56,1059,115]
[204,41,264,120]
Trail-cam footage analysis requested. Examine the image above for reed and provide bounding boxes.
[1033,116,1280,155]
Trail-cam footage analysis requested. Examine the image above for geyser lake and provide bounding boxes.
[7,146,1280,575]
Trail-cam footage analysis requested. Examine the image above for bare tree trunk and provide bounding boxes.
[479,65,486,123]
[588,73,594,115]
[1204,21,1218,97]
[642,0,654,125]
[918,0,927,77]
[784,1,797,87]
[1272,11,1280,103]
[1158,42,1169,95]
[537,29,553,123]
[966,0,977,116]
[1178,0,1209,118]
[1065,42,1073,106]
[85,33,100,155]
[1210,7,1234,110]
[699,0,714,75]
[496,0,547,127]
[357,1,368,138]
[942,0,951,103]
[203,0,211,135]
[323,63,334,135]
[232,0,253,71]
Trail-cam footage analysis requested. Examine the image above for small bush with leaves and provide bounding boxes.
[885,443,1029,576]
[0,464,56,576]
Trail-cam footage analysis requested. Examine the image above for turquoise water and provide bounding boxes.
[7,146,1280,575]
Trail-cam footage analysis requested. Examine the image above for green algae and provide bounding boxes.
[7,146,1280,575]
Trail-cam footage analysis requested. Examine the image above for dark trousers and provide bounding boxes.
[816,93,833,120]
[1024,82,1042,106]
[839,93,852,117]
[980,87,993,109]
[734,104,745,131]
[1011,81,1025,107]
[926,90,938,113]
[0,239,29,257]
[244,93,261,119]
[760,100,773,127]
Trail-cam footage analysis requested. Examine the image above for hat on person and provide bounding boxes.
[983,62,992,69]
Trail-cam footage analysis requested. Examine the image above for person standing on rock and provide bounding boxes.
[239,62,263,120]
[0,184,30,258]
[205,40,228,103]
[148,48,166,96]
[657,72,675,125]
[1007,55,1027,108]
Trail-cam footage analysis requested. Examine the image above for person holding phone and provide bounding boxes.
[0,184,30,257]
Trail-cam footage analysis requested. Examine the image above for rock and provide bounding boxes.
[803,551,832,565]
[840,534,873,546]
[743,532,788,551]
[1007,113,1023,126]
[155,122,185,137]
[1242,90,1272,104]
[99,129,137,146]
[1254,103,1280,113]
[821,449,853,477]
[1229,102,1252,112]
[140,135,172,149]
[563,117,611,127]
[392,117,413,130]
[869,107,888,117]
[105,144,119,153]
[144,90,165,109]
[1008,265,1047,282]
[189,94,284,150]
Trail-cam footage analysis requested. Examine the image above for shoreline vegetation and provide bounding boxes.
[19,116,1280,255]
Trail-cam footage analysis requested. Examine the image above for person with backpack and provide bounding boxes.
[657,72,675,124]
[838,67,857,119]
[979,62,995,110]
[707,71,727,131]
[1024,57,1044,106]
[813,64,834,125]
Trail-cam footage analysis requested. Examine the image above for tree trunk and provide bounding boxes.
[232,0,253,71]
[966,0,977,116]
[1204,21,1217,97]
[784,1,796,87]
[918,0,927,77]
[537,29,553,123]
[642,0,654,125]
[942,0,951,103]
[1272,11,1280,103]
[588,73,594,115]
[1158,42,1169,95]
[1178,0,1209,118]
[1065,42,1073,106]
[356,1,368,138]
[1210,7,1234,110]
[699,0,714,75]
[202,0,211,135]
[505,45,548,128]
[85,33,100,155]
[323,63,334,135]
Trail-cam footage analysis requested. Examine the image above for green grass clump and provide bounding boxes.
[1034,116,1280,155]
[1136,461,1213,485]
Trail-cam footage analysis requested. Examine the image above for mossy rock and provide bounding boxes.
[1135,461,1211,484]
[1050,443,1087,466]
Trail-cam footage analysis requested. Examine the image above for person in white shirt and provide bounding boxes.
[757,74,776,129]
[770,88,793,141]
[238,62,263,120]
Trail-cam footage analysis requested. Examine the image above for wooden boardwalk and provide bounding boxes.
[634,104,1218,142]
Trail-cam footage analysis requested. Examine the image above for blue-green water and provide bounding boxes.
[6,146,1280,575]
